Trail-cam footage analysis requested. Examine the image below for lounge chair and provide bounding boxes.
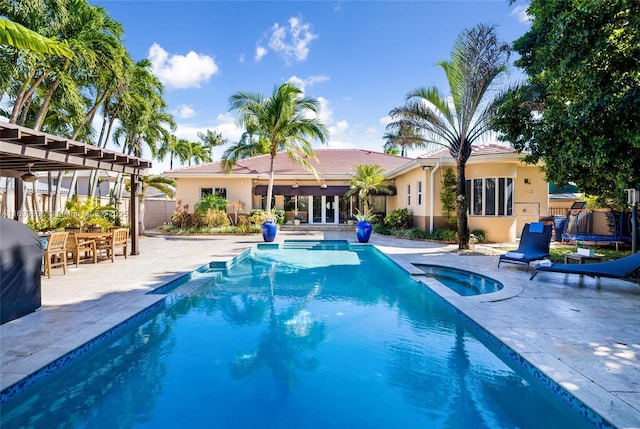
[530,252,640,285]
[498,222,552,272]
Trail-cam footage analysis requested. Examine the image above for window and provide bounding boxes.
[484,178,496,215]
[406,184,411,206]
[466,178,513,216]
[260,195,276,210]
[417,181,423,206]
[200,187,227,199]
[473,179,483,215]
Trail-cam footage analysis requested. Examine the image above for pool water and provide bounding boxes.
[1,240,595,428]
[414,264,503,296]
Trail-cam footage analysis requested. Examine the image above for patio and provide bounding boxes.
[1,230,638,427]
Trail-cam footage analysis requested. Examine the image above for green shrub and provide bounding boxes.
[195,194,228,214]
[406,228,428,239]
[384,208,412,229]
[248,209,269,225]
[427,228,457,242]
[272,209,285,225]
[440,168,457,228]
[373,224,392,235]
[201,209,231,228]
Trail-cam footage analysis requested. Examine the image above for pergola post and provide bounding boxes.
[130,173,139,255]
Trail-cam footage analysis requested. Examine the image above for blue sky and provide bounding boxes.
[93,1,531,173]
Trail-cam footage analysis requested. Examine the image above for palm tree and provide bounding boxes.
[157,135,189,170]
[227,82,329,217]
[0,17,72,58]
[346,164,391,215]
[197,129,227,159]
[125,175,175,234]
[387,24,510,249]
[220,119,269,173]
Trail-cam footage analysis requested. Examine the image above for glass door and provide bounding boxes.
[312,196,322,223]
[310,196,339,223]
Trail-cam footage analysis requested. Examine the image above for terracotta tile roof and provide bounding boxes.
[167,149,412,177]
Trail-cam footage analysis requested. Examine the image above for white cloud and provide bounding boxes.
[255,46,268,62]
[510,5,531,24]
[174,104,196,119]
[326,120,354,149]
[148,43,219,89]
[287,74,329,93]
[365,127,377,137]
[316,97,333,125]
[257,17,318,64]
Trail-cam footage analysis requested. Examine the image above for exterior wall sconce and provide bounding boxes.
[524,178,531,184]
[422,165,431,170]
[320,182,327,189]
[292,181,299,188]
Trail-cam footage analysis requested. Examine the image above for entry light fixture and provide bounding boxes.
[21,163,38,182]
[292,181,299,189]
[320,182,327,189]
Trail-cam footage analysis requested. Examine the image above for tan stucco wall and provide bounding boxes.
[174,177,253,213]
[391,160,548,243]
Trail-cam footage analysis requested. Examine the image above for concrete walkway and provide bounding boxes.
[1,231,638,428]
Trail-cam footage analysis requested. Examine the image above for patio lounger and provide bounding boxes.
[498,222,552,272]
[529,252,640,285]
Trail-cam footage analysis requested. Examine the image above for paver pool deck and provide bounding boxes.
[1,230,638,428]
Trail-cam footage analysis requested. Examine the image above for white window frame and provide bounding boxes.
[465,178,513,216]
[417,181,423,206]
[200,187,227,199]
[406,183,411,206]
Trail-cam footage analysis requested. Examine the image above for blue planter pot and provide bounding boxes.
[261,220,278,242]
[355,221,372,243]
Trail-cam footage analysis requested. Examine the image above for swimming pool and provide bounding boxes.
[1,240,599,428]
[414,264,503,296]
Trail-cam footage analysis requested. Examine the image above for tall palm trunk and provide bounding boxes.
[9,71,45,123]
[455,161,469,249]
[266,154,276,215]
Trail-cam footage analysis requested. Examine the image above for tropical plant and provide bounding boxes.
[440,167,457,228]
[354,208,376,223]
[227,82,329,219]
[384,208,412,229]
[55,195,115,231]
[194,194,228,214]
[200,209,230,228]
[0,17,72,58]
[125,174,175,233]
[247,209,269,226]
[387,24,510,249]
[346,164,391,214]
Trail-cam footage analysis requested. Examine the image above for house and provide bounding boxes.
[165,145,548,243]
[387,144,548,243]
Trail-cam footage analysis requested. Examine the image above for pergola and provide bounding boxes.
[0,122,152,255]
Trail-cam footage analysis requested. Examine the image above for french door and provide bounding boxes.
[310,196,338,224]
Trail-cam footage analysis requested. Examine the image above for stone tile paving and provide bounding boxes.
[1,230,638,427]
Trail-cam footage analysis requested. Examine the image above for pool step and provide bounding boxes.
[280,240,350,250]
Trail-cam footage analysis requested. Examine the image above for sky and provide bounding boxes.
[92,0,532,174]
